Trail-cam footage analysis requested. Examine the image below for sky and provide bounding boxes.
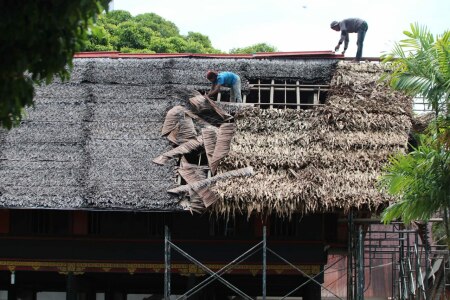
[111,0,449,58]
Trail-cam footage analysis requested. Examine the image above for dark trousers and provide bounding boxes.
[356,21,368,61]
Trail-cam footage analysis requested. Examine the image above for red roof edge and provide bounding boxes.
[74,51,345,59]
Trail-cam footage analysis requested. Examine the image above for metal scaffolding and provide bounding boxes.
[347,215,449,300]
[163,226,343,300]
[163,217,448,299]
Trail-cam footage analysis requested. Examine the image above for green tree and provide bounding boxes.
[134,13,179,38]
[83,10,222,54]
[229,43,278,54]
[115,21,156,50]
[185,32,213,49]
[167,37,188,53]
[149,37,176,53]
[101,9,132,25]
[382,23,450,115]
[379,134,450,223]
[84,25,114,51]
[0,0,110,129]
[379,24,450,238]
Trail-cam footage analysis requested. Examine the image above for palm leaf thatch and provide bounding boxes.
[178,158,208,183]
[168,166,254,194]
[210,62,413,217]
[202,127,218,166]
[161,105,197,145]
[210,123,236,175]
[178,160,213,211]
[189,94,232,125]
[168,167,254,208]
[153,136,203,165]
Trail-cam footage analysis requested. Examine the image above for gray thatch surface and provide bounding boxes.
[210,62,413,217]
[0,57,338,211]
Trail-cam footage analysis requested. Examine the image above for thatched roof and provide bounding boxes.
[0,57,339,211]
[208,62,412,217]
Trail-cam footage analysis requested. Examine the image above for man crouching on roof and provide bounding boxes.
[206,70,242,103]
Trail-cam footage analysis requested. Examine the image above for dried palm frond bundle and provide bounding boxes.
[155,92,251,210]
[210,61,413,218]
[161,105,198,145]
[169,166,254,209]
[153,136,204,165]
[189,94,232,125]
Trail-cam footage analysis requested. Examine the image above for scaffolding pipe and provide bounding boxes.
[357,225,365,300]
[424,222,430,295]
[169,242,254,300]
[164,226,171,300]
[179,245,261,299]
[347,212,354,300]
[262,226,267,300]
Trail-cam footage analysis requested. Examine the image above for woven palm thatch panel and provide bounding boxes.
[211,62,413,217]
[0,60,184,210]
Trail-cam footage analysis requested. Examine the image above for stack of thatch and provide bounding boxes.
[154,93,255,212]
[210,62,413,217]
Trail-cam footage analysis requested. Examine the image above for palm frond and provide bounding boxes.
[210,123,236,175]
[178,159,208,183]
[202,127,218,167]
[168,166,254,194]
[153,136,204,165]
[380,134,450,224]
[161,106,188,136]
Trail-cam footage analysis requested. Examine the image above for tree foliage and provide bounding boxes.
[229,43,278,54]
[83,11,279,56]
[82,10,221,54]
[0,0,110,129]
[379,133,450,223]
[382,23,450,114]
[379,24,450,230]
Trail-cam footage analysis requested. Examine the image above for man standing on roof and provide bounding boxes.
[206,71,242,103]
[330,18,368,61]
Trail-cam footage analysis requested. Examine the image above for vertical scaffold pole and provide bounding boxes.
[262,225,267,300]
[164,225,171,300]
[424,222,430,295]
[347,212,354,300]
[357,225,365,300]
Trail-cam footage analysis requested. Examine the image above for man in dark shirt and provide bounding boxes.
[330,18,368,61]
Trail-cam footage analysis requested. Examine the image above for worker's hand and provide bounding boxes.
[334,45,340,52]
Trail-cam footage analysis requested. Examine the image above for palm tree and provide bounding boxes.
[382,23,450,115]
[379,134,450,223]
[379,24,450,239]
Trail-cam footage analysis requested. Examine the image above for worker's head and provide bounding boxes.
[206,70,218,82]
[330,21,340,31]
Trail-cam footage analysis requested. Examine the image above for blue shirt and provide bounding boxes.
[215,72,238,87]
